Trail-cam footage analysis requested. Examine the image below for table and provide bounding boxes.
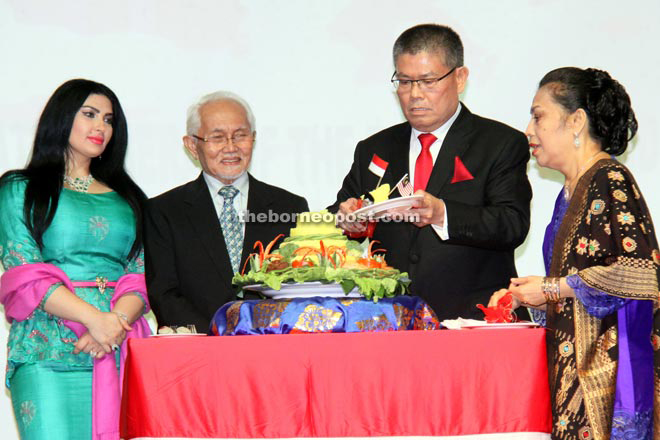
[121,329,551,439]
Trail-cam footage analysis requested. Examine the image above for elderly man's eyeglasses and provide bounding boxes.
[191,131,253,146]
[391,67,457,92]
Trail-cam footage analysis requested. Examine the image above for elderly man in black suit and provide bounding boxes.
[332,24,532,321]
[145,91,309,331]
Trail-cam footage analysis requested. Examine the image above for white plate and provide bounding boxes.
[461,322,540,329]
[352,195,424,220]
[243,281,363,299]
[150,333,207,337]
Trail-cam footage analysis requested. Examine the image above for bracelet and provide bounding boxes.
[542,277,561,303]
[112,311,129,322]
[542,277,558,303]
[554,277,561,301]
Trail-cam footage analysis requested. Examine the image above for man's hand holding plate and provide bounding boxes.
[337,198,367,233]
[404,190,445,228]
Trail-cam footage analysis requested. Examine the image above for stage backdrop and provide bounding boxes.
[1,0,659,438]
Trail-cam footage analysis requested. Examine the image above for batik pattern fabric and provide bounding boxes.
[532,191,628,326]
[0,177,144,438]
[539,159,659,440]
[209,295,439,335]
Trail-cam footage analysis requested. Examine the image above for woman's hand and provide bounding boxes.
[509,276,546,308]
[72,331,108,359]
[488,288,521,309]
[83,311,132,353]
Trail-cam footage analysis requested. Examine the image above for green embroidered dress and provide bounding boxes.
[0,177,143,438]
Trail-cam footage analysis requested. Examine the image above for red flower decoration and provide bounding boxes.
[476,292,517,323]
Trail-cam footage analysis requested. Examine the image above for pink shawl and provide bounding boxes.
[0,263,151,440]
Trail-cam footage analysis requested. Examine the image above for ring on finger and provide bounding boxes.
[90,351,97,357]
[111,344,119,352]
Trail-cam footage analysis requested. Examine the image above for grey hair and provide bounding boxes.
[393,24,464,69]
[185,91,256,136]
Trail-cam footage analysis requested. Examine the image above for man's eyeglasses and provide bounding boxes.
[391,67,457,92]
[191,131,253,146]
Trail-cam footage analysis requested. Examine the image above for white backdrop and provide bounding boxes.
[1,0,659,437]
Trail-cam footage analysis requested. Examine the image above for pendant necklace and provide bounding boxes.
[563,151,605,200]
[64,175,95,193]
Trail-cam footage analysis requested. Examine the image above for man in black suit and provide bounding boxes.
[145,92,308,331]
[332,24,532,321]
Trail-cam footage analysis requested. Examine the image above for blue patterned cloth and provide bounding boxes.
[209,295,440,335]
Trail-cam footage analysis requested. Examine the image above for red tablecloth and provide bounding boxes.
[121,329,551,438]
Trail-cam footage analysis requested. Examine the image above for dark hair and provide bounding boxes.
[393,24,464,68]
[0,79,146,259]
[539,67,637,156]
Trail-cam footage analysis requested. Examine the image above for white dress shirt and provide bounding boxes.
[408,103,462,240]
[203,171,249,235]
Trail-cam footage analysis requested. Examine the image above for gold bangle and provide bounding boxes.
[542,277,560,304]
[553,277,561,302]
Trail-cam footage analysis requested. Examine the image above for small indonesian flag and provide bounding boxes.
[368,154,389,177]
[396,174,413,197]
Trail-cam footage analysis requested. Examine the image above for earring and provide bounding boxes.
[573,133,580,148]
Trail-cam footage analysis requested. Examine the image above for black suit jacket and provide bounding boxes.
[331,104,532,320]
[145,173,309,331]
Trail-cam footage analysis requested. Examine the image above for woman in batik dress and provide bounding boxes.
[0,79,151,440]
[489,67,660,439]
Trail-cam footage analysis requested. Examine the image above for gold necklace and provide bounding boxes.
[563,151,606,200]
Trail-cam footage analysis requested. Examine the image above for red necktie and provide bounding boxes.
[414,133,437,192]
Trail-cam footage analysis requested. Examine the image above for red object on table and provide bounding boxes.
[121,330,551,439]
[477,291,517,323]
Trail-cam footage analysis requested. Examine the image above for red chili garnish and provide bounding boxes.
[264,234,284,258]
[292,259,314,268]
[252,234,285,265]
[240,252,259,275]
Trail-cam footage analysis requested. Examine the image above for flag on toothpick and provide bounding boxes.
[368,154,389,177]
[396,175,413,197]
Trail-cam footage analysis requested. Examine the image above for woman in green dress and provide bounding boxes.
[0,79,150,439]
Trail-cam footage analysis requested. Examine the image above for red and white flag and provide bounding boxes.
[368,154,389,177]
[396,174,413,197]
